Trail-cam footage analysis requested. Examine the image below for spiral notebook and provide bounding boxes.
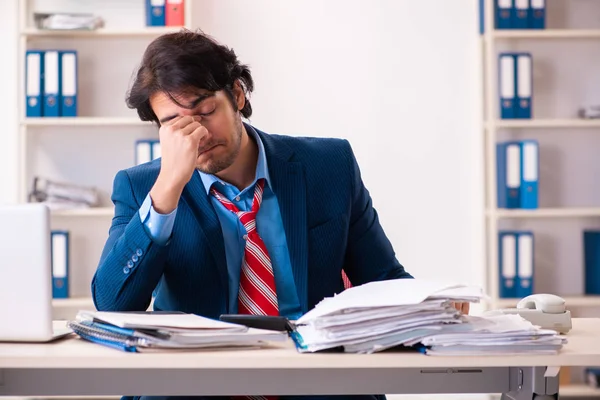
[69,312,287,352]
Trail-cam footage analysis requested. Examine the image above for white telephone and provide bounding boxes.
[500,294,572,334]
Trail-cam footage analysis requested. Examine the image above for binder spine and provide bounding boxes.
[25,50,44,117]
[516,53,533,119]
[60,50,78,117]
[584,230,600,295]
[135,140,153,165]
[51,230,69,299]
[146,0,166,26]
[496,0,513,29]
[497,142,521,208]
[166,0,185,26]
[514,0,530,29]
[499,232,517,298]
[43,50,61,117]
[530,0,546,29]
[499,53,516,119]
[520,140,539,209]
[517,231,534,297]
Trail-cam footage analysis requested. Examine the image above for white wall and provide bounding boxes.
[5,0,485,307]
[0,0,19,204]
[193,0,485,287]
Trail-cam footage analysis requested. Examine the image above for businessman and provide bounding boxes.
[92,29,466,400]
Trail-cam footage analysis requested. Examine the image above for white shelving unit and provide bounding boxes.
[493,119,600,129]
[495,295,600,309]
[561,384,600,398]
[22,117,152,126]
[493,208,600,218]
[493,29,600,39]
[21,26,185,37]
[51,207,114,217]
[481,0,600,311]
[18,0,193,318]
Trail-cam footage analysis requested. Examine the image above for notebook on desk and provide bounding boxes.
[0,203,72,342]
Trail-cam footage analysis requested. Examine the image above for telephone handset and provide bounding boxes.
[500,293,572,334]
[517,293,566,314]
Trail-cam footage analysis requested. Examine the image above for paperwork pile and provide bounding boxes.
[294,279,566,355]
[69,311,287,352]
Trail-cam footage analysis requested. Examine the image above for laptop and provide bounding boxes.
[0,203,72,342]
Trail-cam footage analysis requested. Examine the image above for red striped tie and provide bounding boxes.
[342,270,352,289]
[210,179,279,317]
[212,180,278,400]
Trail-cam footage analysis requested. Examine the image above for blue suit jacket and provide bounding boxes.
[92,126,412,400]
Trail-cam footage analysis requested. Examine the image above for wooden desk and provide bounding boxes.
[1,318,599,399]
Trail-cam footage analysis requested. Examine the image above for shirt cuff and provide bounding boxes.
[139,193,177,246]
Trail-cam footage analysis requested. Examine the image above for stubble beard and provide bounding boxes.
[196,122,243,175]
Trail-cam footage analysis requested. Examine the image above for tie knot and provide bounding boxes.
[210,179,266,234]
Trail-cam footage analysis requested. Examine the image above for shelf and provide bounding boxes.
[561,383,600,398]
[495,296,600,309]
[490,208,600,218]
[52,297,95,309]
[561,384,600,397]
[22,117,152,127]
[51,207,113,217]
[492,119,600,129]
[22,27,186,38]
[493,29,600,39]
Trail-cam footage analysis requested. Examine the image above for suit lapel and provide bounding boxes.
[258,130,309,313]
[181,172,229,301]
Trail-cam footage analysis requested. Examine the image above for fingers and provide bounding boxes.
[165,115,200,130]
[451,302,470,315]
[180,120,203,136]
[189,124,209,144]
[461,302,470,315]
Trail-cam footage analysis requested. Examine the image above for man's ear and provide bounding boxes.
[233,80,245,111]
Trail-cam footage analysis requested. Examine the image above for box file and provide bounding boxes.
[499,232,517,298]
[496,0,513,29]
[499,231,534,298]
[60,51,77,117]
[520,140,539,209]
[146,0,166,26]
[25,50,44,117]
[43,50,61,117]
[530,0,545,29]
[584,230,600,295]
[51,230,69,299]
[166,0,184,26]
[513,0,530,29]
[497,141,521,208]
[499,53,516,119]
[515,53,533,118]
[135,140,153,165]
[517,232,534,298]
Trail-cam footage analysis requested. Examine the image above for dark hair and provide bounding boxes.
[126,29,254,124]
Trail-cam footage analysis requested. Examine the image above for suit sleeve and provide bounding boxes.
[91,170,171,311]
[342,141,413,285]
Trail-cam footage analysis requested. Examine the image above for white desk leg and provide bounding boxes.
[501,366,560,400]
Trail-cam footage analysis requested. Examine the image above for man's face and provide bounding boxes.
[150,88,244,175]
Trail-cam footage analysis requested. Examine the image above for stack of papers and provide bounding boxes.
[34,13,105,31]
[294,279,566,355]
[416,314,566,356]
[70,311,287,352]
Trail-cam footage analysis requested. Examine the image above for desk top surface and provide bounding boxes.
[1,318,599,370]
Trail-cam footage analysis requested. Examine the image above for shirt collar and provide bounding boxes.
[198,124,271,195]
